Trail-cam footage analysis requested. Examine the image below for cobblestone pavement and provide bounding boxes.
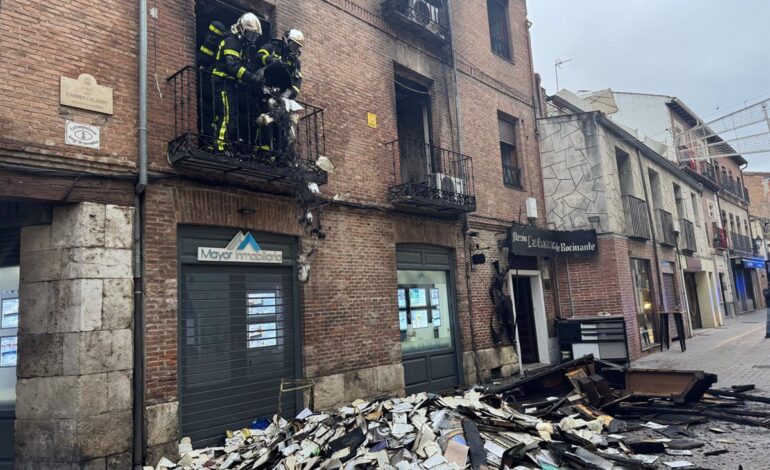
[630,309,770,469]
[633,309,770,390]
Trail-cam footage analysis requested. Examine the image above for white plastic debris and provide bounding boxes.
[663,461,694,468]
[316,155,335,173]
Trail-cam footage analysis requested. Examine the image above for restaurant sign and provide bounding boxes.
[509,223,598,258]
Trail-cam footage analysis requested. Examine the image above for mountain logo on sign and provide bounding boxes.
[225,231,262,253]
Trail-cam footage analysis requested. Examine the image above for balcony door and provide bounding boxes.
[395,76,433,185]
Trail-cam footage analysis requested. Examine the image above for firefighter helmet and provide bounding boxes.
[284,29,305,53]
[233,13,262,43]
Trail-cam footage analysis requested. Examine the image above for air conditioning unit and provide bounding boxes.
[409,0,440,26]
[384,0,447,40]
[432,173,466,199]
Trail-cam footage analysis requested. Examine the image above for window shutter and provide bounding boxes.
[498,118,516,145]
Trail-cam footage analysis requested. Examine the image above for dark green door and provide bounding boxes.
[397,245,461,395]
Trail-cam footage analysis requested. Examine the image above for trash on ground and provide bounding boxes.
[152,354,770,469]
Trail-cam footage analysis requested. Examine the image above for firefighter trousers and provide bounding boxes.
[212,79,237,152]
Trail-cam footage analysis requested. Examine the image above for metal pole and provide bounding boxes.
[133,0,148,467]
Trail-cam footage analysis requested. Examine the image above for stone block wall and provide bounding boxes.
[16,202,134,469]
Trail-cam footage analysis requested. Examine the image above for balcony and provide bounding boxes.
[502,163,523,189]
[656,209,676,246]
[712,223,728,250]
[730,231,753,256]
[167,66,327,187]
[679,218,697,253]
[680,160,719,190]
[717,175,749,203]
[621,195,651,240]
[386,138,476,215]
[381,0,450,44]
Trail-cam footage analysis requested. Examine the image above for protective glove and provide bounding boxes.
[246,72,263,88]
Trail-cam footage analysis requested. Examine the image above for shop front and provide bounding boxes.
[0,229,19,470]
[177,226,300,447]
[733,257,763,312]
[508,223,598,368]
[396,245,462,395]
[630,258,657,349]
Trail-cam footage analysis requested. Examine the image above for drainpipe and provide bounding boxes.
[445,0,482,384]
[133,0,148,467]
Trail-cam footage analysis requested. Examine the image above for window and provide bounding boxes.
[690,193,701,226]
[631,259,657,349]
[615,148,633,195]
[708,202,716,220]
[499,114,522,188]
[395,74,433,186]
[487,0,511,60]
[397,270,453,354]
[673,184,684,220]
[647,169,662,210]
[246,291,279,349]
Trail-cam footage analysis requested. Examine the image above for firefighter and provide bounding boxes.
[257,29,304,99]
[210,12,263,152]
[197,20,226,68]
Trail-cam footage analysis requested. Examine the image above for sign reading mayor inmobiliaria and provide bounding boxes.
[508,223,598,258]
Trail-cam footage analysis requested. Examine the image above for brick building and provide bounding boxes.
[0,0,562,467]
[539,91,720,362]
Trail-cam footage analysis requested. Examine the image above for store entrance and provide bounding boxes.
[684,272,702,330]
[512,277,538,364]
[397,245,461,395]
[0,223,23,468]
[178,227,299,447]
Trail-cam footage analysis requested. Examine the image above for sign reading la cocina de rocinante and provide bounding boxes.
[509,223,598,258]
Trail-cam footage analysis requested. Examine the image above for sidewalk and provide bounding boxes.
[633,308,770,390]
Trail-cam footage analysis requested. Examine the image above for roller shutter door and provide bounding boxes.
[179,228,298,447]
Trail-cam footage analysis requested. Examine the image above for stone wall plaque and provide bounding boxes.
[60,74,114,115]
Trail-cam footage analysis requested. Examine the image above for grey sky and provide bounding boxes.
[527,0,770,170]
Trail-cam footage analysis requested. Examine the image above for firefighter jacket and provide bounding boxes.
[212,34,259,84]
[197,21,225,68]
[257,40,303,97]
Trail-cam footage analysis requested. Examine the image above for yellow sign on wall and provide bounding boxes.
[367,112,377,129]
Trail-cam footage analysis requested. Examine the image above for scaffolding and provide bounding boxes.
[676,98,770,163]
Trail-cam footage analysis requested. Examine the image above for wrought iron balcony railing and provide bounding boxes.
[621,194,651,240]
[167,66,327,185]
[700,161,718,183]
[381,0,450,44]
[386,138,476,215]
[730,231,753,256]
[679,218,697,253]
[502,163,523,189]
[656,209,676,246]
[716,174,749,202]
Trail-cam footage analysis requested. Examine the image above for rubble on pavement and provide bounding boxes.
[149,355,770,469]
